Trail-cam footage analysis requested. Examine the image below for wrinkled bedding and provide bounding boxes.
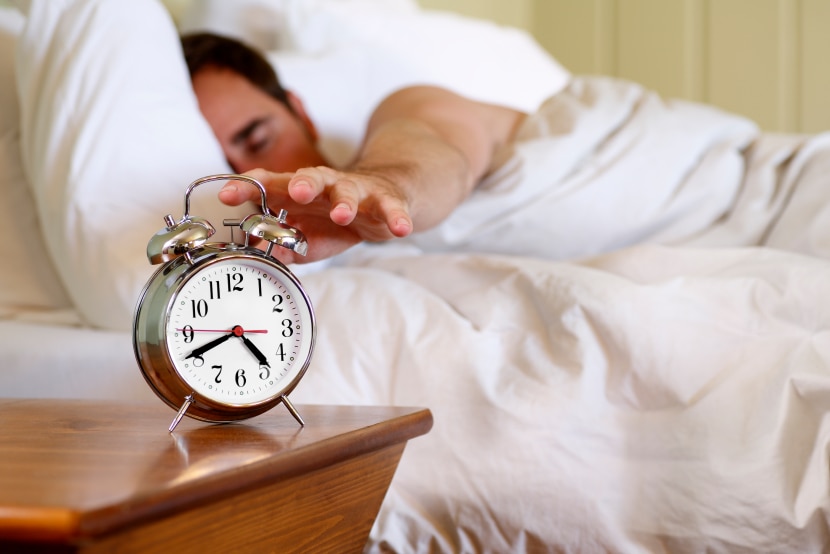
[321,247,830,552]
[4,244,830,552]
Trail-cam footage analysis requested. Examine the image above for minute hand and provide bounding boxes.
[186,332,233,359]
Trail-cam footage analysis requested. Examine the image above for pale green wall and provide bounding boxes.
[419,0,830,133]
[417,0,534,31]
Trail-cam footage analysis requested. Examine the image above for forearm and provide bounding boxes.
[349,118,475,231]
[351,86,524,232]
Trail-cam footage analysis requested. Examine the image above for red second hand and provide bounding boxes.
[176,328,269,334]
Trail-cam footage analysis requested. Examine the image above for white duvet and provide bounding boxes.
[4,0,830,552]
[306,247,830,552]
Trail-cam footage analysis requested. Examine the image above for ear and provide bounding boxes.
[286,90,318,143]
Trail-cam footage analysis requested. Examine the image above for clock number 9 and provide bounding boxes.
[182,325,194,343]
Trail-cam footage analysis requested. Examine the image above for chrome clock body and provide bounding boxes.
[134,246,315,424]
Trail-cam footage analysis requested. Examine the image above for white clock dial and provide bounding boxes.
[164,257,313,406]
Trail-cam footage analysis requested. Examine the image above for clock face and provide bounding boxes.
[164,256,313,406]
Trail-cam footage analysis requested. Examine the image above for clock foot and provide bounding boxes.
[281,395,305,426]
[169,394,194,433]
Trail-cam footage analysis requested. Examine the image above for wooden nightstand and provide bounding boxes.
[0,399,432,553]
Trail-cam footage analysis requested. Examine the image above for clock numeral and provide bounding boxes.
[227,272,243,293]
[281,319,294,338]
[192,354,205,367]
[182,325,194,343]
[191,299,208,318]
[212,364,222,383]
[275,343,286,362]
[272,294,284,313]
[259,364,271,380]
[209,280,221,300]
[235,369,247,388]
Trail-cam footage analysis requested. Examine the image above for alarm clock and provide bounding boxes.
[133,174,315,432]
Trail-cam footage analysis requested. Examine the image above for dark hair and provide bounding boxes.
[180,32,293,110]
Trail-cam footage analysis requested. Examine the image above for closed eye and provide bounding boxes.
[231,117,276,154]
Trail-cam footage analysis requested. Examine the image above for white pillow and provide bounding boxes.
[180,0,572,166]
[0,6,76,322]
[16,0,244,331]
[178,0,419,52]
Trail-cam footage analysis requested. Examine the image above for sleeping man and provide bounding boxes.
[183,32,830,265]
[183,32,523,263]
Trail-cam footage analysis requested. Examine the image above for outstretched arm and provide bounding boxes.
[219,85,526,262]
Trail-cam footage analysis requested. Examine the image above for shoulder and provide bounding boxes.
[373,85,527,145]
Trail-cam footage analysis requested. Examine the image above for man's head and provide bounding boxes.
[181,32,326,173]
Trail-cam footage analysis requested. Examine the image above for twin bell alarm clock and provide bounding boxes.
[133,174,316,432]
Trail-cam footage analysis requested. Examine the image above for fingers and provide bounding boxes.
[288,167,359,225]
[388,212,413,237]
[217,165,413,241]
[218,169,291,206]
[327,179,360,226]
[378,196,413,237]
[291,167,413,236]
[288,167,338,204]
[217,180,249,206]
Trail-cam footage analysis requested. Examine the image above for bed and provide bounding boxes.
[3,0,830,552]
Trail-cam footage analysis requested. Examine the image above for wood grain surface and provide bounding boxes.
[0,400,432,553]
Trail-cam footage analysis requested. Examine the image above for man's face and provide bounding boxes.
[191,66,326,173]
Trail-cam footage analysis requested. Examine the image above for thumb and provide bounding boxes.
[218,169,281,206]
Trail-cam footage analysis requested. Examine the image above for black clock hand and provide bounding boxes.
[186,332,233,360]
[240,335,270,367]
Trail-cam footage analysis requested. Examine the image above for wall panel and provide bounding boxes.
[417,0,533,31]
[707,0,798,131]
[421,0,830,133]
[801,0,830,132]
[532,0,614,76]
[617,0,690,99]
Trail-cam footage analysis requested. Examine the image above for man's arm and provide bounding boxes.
[220,85,526,262]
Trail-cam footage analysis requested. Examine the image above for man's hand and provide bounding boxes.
[218,167,414,263]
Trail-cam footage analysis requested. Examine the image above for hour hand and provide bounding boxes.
[240,335,270,367]
[186,332,233,360]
